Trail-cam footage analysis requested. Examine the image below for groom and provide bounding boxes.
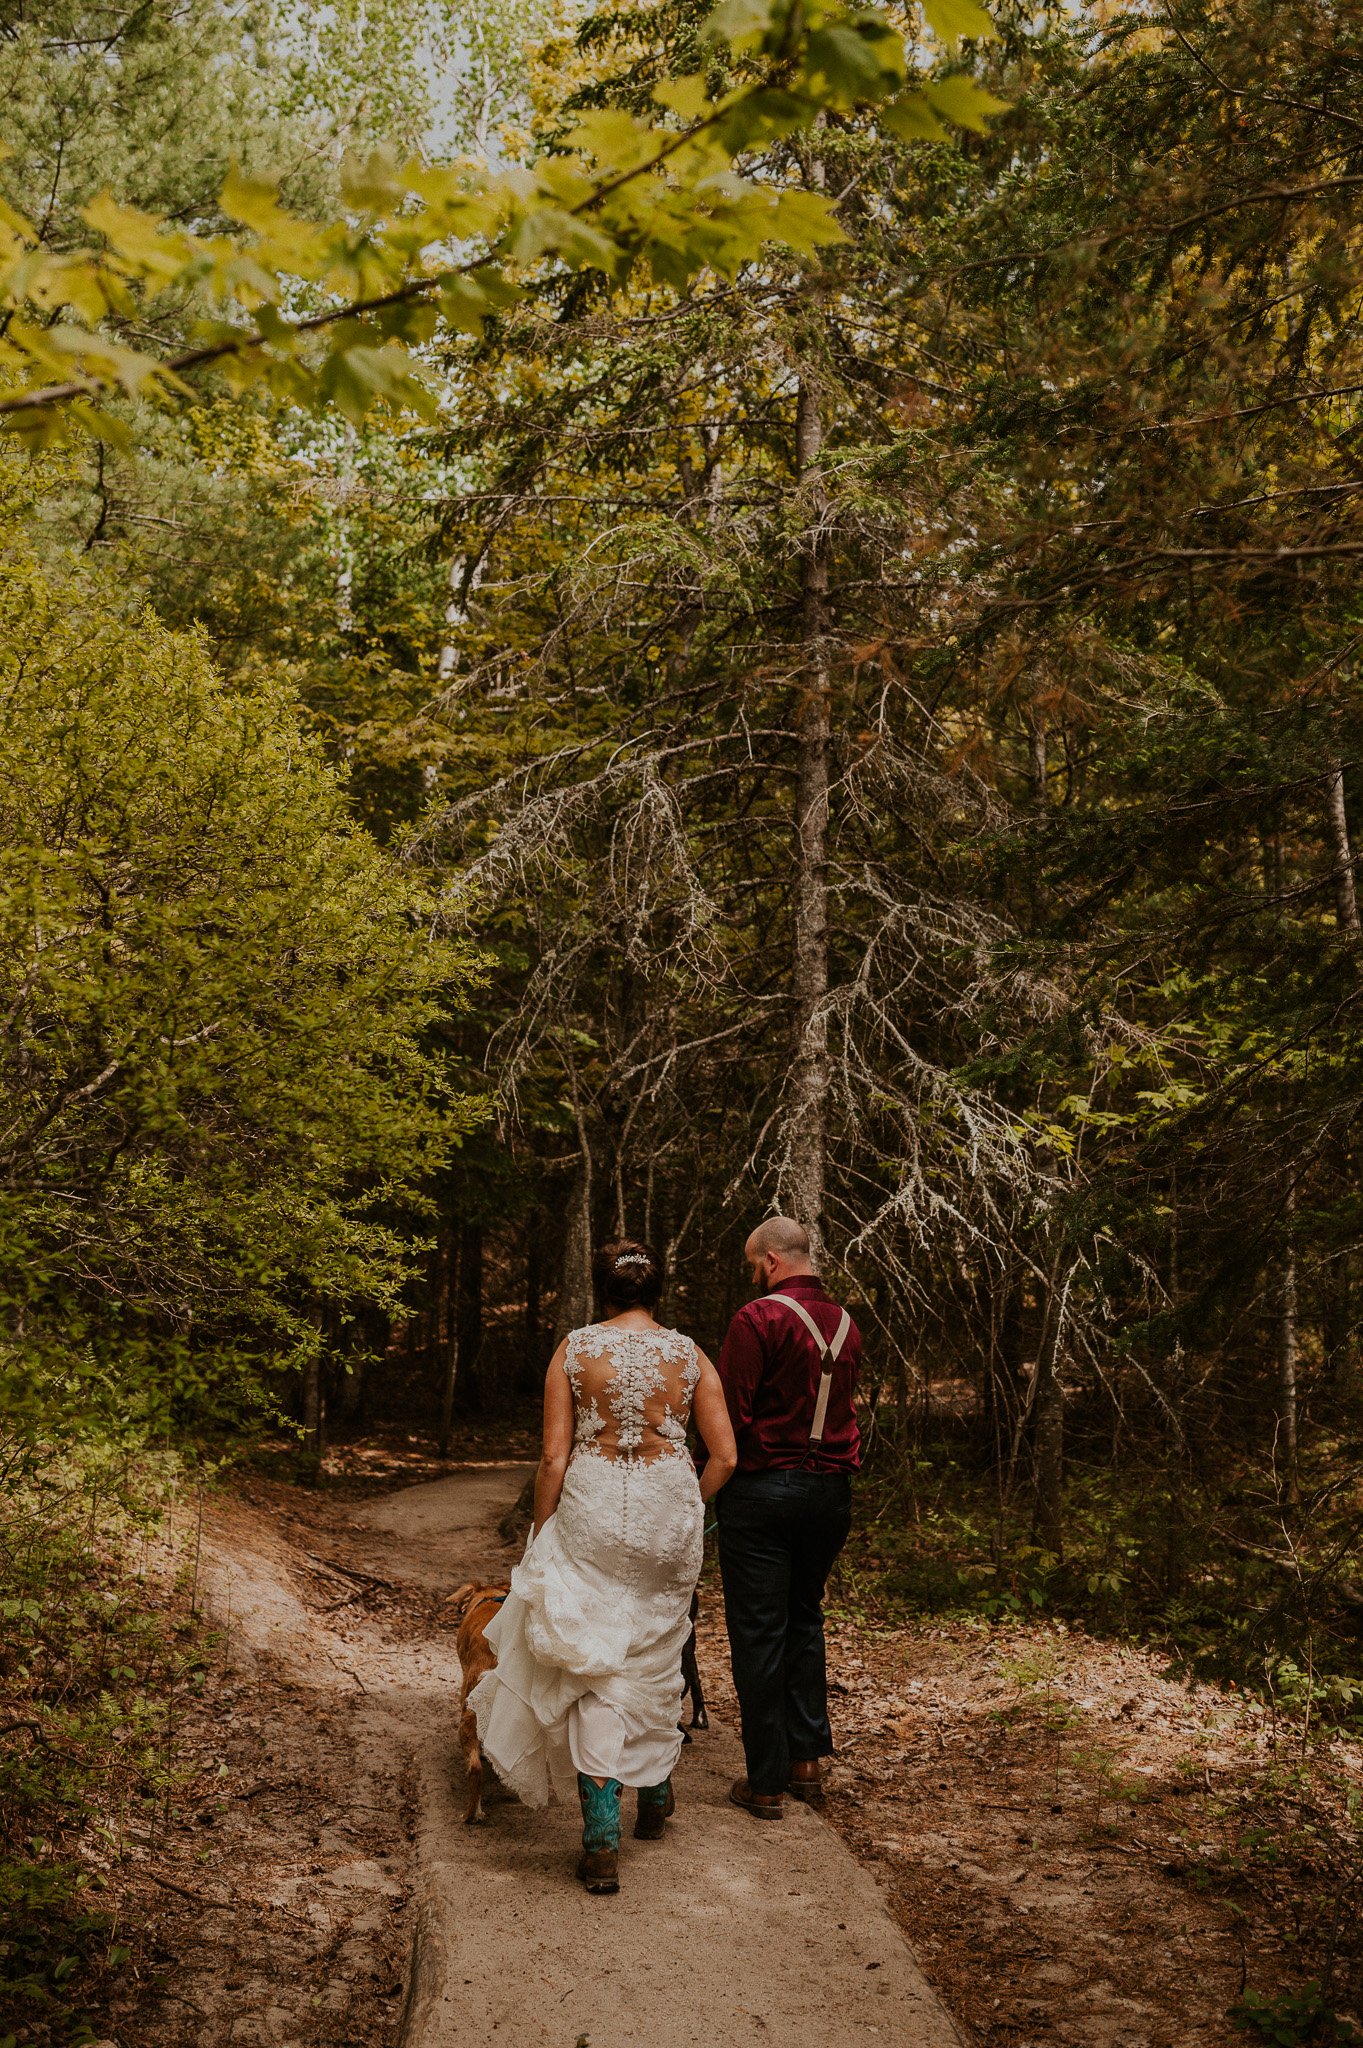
[714,1216,862,1819]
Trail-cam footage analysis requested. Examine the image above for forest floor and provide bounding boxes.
[84,1430,1363,2048]
[744,1614,1363,2048]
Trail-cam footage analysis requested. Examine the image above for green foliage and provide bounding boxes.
[0,1438,194,2040]
[0,517,482,1434]
[1232,1982,1360,2046]
[840,1445,1363,1728]
[0,0,345,237]
[0,0,1006,440]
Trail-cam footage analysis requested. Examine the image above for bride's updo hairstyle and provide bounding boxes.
[594,1237,664,1312]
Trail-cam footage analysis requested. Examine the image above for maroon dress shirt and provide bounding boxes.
[717,1274,863,1475]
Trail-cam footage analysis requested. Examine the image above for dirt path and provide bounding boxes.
[185,1461,964,2048]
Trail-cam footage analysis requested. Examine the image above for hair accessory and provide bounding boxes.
[614,1252,651,1267]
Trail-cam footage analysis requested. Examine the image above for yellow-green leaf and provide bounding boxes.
[318,340,436,426]
[805,23,905,103]
[0,193,37,244]
[220,170,321,270]
[766,188,850,252]
[922,73,1010,131]
[703,0,775,50]
[505,205,622,274]
[438,276,492,336]
[920,0,997,43]
[880,91,951,142]
[654,73,712,121]
[23,253,117,323]
[0,400,68,449]
[562,109,653,170]
[66,401,134,451]
[340,149,409,215]
[220,169,293,236]
[536,157,597,208]
[82,192,191,284]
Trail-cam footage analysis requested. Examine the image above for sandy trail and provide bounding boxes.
[204,1461,963,2048]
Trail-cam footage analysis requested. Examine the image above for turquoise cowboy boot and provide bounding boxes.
[576,1774,623,1893]
[633,1777,676,1841]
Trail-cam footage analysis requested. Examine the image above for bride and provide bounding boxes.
[471,1237,738,1894]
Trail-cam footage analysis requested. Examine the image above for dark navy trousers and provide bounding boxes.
[715,1468,853,1797]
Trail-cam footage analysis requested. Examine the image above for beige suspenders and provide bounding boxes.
[766,1294,852,1445]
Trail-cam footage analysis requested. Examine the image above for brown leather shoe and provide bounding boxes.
[729,1777,784,1821]
[576,1847,619,1893]
[788,1760,825,1807]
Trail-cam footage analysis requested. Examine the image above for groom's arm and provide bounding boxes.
[716,1306,765,1455]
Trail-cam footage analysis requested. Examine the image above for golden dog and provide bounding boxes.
[445,1581,510,1824]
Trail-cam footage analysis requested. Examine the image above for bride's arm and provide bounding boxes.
[533,1341,575,1534]
[692,1353,739,1503]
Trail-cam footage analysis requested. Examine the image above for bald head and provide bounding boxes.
[745,1215,816,1292]
[747,1217,810,1262]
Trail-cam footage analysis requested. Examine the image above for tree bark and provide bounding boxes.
[986,1267,1026,1477]
[1164,1190,1188,1597]
[892,1310,909,1443]
[298,1312,324,1486]
[1322,1246,1356,1389]
[437,1222,486,1448]
[1278,1190,1300,1508]
[1027,711,1048,807]
[457,1223,484,1411]
[1031,1269,1067,1557]
[555,1143,595,1342]
[788,372,830,1258]
[436,552,485,689]
[333,423,358,633]
[335,1349,365,1426]
[1324,756,1360,936]
[525,1228,542,1353]
[437,1231,462,1457]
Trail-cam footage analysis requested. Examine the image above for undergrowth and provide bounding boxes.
[833,1431,1363,2038]
[0,1436,205,2047]
[841,1435,1363,1730]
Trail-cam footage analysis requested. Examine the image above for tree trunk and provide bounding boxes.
[1261,807,1284,899]
[1322,1246,1356,1390]
[555,1144,594,1342]
[1031,1271,1066,1557]
[334,423,357,633]
[985,1267,1026,1478]
[457,1224,485,1411]
[335,1350,365,1427]
[1164,1191,1188,1597]
[436,552,485,689]
[437,1231,463,1457]
[892,1309,909,1443]
[525,1228,542,1351]
[1278,1192,1300,1508]
[298,1315,324,1486]
[1028,711,1048,807]
[1325,756,1360,936]
[519,1227,544,1395]
[788,373,830,1257]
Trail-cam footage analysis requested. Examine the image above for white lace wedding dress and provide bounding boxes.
[471,1324,704,1802]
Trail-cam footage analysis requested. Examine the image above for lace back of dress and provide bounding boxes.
[564,1326,700,1464]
